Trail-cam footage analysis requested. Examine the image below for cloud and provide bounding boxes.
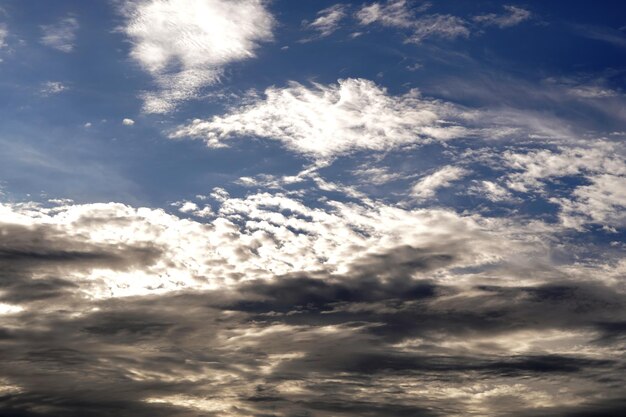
[356,0,416,28]
[0,181,624,416]
[554,174,626,229]
[304,4,348,38]
[356,1,468,43]
[411,165,469,198]
[122,118,135,126]
[473,5,531,28]
[120,0,274,113]
[171,78,469,160]
[40,81,68,95]
[40,16,79,53]
[0,23,7,49]
[408,14,469,43]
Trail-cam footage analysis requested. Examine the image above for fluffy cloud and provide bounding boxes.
[411,165,469,199]
[171,78,469,159]
[122,118,135,126]
[40,15,79,53]
[120,0,274,113]
[304,4,348,37]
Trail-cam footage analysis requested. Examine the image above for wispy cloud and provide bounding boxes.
[411,165,469,198]
[40,15,79,53]
[473,5,531,28]
[303,4,348,38]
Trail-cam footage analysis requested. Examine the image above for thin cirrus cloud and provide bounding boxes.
[120,0,274,114]
[354,1,530,43]
[40,15,79,52]
[303,3,349,38]
[171,78,470,160]
[473,5,532,28]
[356,0,469,43]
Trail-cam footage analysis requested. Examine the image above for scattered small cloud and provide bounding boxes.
[122,118,135,126]
[40,81,68,95]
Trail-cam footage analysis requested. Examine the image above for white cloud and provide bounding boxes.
[411,166,469,199]
[171,78,469,160]
[40,16,79,53]
[304,4,348,37]
[408,14,469,43]
[356,1,468,43]
[120,0,274,113]
[469,180,515,202]
[502,143,626,228]
[0,184,546,298]
[356,0,415,28]
[554,174,626,229]
[40,81,67,95]
[0,23,7,49]
[122,118,135,126]
[353,166,405,185]
[504,144,626,192]
[473,5,531,28]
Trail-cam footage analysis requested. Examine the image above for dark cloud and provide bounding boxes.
[0,220,624,416]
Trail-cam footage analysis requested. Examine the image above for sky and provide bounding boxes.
[0,0,625,416]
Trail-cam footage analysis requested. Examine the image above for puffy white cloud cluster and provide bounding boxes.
[171,78,469,159]
[121,0,274,113]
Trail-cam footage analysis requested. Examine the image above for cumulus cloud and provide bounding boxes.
[122,118,135,126]
[40,15,79,52]
[171,78,469,159]
[120,0,274,113]
[411,165,469,198]
[473,5,531,28]
[304,4,348,38]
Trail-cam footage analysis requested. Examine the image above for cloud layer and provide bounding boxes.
[0,182,624,417]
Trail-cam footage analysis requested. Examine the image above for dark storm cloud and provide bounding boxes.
[1,268,625,416]
[0,218,624,416]
[0,222,163,303]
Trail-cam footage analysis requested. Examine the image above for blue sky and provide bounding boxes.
[0,1,625,416]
